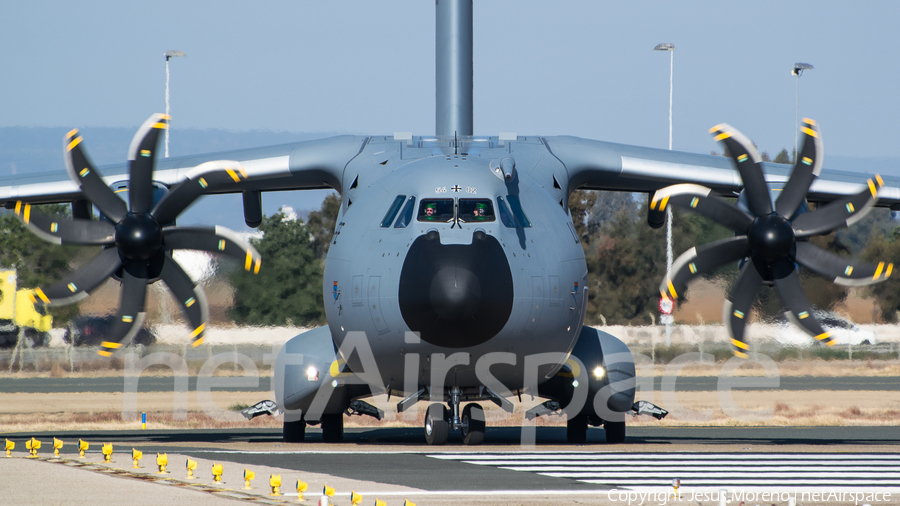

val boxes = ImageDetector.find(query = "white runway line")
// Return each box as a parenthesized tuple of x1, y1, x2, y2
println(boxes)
(430, 452, 900, 490)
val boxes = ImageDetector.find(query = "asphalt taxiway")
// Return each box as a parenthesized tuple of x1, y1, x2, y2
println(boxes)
(3, 375, 899, 393)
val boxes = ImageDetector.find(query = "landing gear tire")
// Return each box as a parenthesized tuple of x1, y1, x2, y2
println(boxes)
(321, 414, 344, 443)
(424, 403, 449, 445)
(605, 421, 626, 444)
(566, 414, 588, 445)
(283, 419, 306, 443)
(461, 403, 485, 446)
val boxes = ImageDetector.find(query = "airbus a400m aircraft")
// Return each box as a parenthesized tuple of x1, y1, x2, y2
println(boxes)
(1, 1, 898, 445)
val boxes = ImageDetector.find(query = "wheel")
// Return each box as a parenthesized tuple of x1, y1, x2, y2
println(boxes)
(283, 419, 306, 443)
(424, 403, 449, 445)
(566, 414, 588, 444)
(605, 421, 626, 444)
(461, 403, 486, 445)
(321, 414, 344, 442)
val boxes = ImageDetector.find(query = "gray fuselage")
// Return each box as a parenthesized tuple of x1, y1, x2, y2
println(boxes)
(323, 135, 588, 393)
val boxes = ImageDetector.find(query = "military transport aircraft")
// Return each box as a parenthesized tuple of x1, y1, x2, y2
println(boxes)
(0, 1, 897, 445)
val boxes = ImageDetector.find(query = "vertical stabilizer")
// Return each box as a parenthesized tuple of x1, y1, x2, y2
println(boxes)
(435, 0, 473, 137)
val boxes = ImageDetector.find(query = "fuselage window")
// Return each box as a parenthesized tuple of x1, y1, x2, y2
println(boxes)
(381, 195, 407, 228)
(505, 195, 532, 228)
(458, 198, 495, 223)
(394, 196, 417, 228)
(417, 198, 455, 222)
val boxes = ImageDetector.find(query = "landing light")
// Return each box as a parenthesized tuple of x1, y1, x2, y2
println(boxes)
(593, 366, 606, 379)
(572, 380, 579, 388)
(307, 366, 319, 382)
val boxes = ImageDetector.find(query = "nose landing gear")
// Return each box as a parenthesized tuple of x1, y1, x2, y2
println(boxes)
(422, 387, 487, 446)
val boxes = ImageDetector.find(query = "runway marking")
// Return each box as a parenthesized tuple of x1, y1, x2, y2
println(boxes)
(430, 453, 900, 489)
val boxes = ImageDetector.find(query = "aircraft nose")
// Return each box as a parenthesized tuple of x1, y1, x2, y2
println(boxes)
(430, 266, 480, 321)
(399, 231, 513, 348)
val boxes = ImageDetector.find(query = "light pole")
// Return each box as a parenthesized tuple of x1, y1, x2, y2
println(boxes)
(654, 43, 675, 150)
(654, 42, 675, 345)
(164, 50, 186, 158)
(792, 62, 813, 162)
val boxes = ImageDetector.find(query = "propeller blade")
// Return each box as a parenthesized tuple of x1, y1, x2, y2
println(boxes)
(774, 118, 823, 219)
(649, 184, 754, 233)
(13, 202, 115, 245)
(162, 226, 261, 274)
(159, 256, 209, 347)
(29, 248, 122, 305)
(771, 258, 836, 346)
(127, 114, 169, 214)
(791, 174, 885, 237)
(793, 241, 893, 286)
(723, 259, 763, 358)
(661, 236, 750, 301)
(709, 124, 772, 217)
(151, 160, 247, 224)
(63, 129, 127, 223)
(98, 262, 148, 357)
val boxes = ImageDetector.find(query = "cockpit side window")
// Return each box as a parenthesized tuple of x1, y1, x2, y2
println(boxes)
(496, 197, 517, 227)
(380, 195, 406, 228)
(497, 196, 531, 228)
(458, 198, 495, 223)
(393, 196, 417, 228)
(417, 198, 455, 222)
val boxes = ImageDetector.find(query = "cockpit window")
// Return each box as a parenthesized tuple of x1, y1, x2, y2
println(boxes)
(505, 195, 532, 228)
(394, 196, 417, 228)
(458, 199, 495, 223)
(496, 197, 517, 227)
(381, 195, 407, 227)
(497, 196, 531, 228)
(417, 198, 455, 222)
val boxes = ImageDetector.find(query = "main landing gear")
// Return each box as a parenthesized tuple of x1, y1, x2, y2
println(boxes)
(282, 414, 344, 443)
(565, 414, 626, 444)
(423, 387, 486, 445)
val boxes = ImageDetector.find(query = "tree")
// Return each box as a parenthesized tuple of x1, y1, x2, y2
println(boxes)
(568, 190, 597, 245)
(773, 148, 791, 164)
(861, 227, 900, 322)
(306, 193, 341, 258)
(228, 209, 326, 326)
(581, 197, 730, 325)
(0, 204, 84, 323)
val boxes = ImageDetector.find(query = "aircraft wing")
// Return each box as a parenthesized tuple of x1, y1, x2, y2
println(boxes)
(544, 135, 900, 209)
(0, 135, 368, 207)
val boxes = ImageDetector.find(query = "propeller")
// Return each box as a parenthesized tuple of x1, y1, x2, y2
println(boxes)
(14, 113, 261, 356)
(649, 118, 892, 357)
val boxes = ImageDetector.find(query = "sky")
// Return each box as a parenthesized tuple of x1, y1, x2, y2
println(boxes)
(3, 1, 900, 225)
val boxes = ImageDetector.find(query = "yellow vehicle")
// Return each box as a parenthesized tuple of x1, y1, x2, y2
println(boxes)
(0, 269, 52, 347)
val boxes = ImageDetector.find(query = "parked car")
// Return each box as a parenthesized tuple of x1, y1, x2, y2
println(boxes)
(773, 310, 876, 347)
(63, 315, 157, 347)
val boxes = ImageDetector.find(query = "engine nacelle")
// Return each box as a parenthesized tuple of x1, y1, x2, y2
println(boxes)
(539, 326, 636, 419)
(274, 326, 362, 423)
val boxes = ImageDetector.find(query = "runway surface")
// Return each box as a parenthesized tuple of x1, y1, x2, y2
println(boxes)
(6, 426, 900, 447)
(2, 375, 899, 393)
(4, 426, 900, 491)
(5, 426, 900, 505)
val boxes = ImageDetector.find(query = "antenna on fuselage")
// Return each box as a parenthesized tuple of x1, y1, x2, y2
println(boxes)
(435, 0, 473, 137)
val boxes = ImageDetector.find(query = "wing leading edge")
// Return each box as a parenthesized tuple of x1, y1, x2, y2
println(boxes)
(0, 135, 369, 207)
(543, 135, 900, 209)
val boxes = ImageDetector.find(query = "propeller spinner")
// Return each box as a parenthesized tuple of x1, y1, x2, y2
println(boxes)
(650, 119, 893, 357)
(14, 114, 261, 356)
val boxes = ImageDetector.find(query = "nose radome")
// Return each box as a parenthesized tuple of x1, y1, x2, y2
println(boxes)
(399, 232, 513, 348)
(430, 266, 481, 321)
